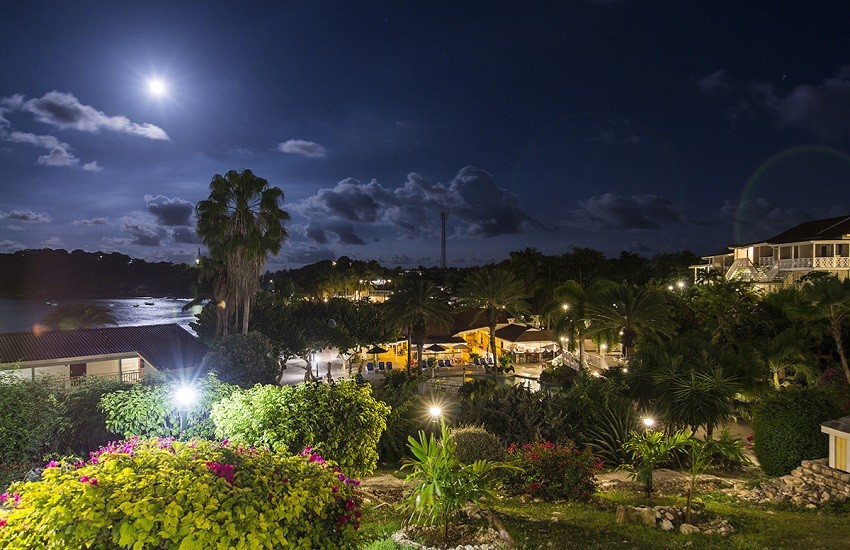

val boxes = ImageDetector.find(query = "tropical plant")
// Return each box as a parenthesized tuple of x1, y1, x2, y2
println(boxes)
(41, 303, 118, 330)
(0, 373, 65, 466)
(502, 440, 603, 501)
(373, 371, 427, 464)
(0, 438, 362, 549)
(457, 268, 530, 373)
(622, 428, 691, 499)
(202, 331, 280, 387)
(384, 277, 453, 374)
(587, 284, 675, 363)
(792, 275, 850, 386)
(682, 432, 751, 523)
(585, 403, 639, 466)
(401, 420, 509, 542)
(211, 380, 390, 476)
(57, 377, 127, 455)
(196, 169, 290, 335)
(755, 328, 819, 389)
(546, 279, 614, 368)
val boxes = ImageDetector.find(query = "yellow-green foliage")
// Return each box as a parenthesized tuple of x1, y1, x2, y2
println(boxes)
(211, 381, 390, 477)
(0, 437, 362, 549)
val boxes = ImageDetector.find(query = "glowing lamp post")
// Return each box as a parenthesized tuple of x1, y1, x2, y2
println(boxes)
(642, 417, 656, 430)
(429, 405, 442, 421)
(173, 384, 199, 433)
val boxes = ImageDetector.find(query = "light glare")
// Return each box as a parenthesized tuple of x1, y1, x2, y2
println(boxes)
(148, 78, 167, 96)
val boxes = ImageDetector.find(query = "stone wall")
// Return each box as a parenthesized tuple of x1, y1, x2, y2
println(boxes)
(732, 458, 850, 508)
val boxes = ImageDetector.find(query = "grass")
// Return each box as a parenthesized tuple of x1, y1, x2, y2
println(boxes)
(357, 469, 850, 550)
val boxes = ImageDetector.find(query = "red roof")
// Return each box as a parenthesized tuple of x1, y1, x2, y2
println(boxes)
(0, 323, 208, 371)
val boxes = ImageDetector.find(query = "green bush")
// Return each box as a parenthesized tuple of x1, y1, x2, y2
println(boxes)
(450, 425, 505, 464)
(211, 380, 390, 477)
(502, 440, 602, 501)
(373, 371, 426, 464)
(0, 437, 362, 549)
(58, 378, 128, 455)
(752, 386, 843, 476)
(0, 374, 64, 465)
(99, 373, 235, 439)
(203, 331, 280, 387)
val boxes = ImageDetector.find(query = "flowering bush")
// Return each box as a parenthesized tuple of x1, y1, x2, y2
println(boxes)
(0, 437, 362, 549)
(502, 440, 602, 501)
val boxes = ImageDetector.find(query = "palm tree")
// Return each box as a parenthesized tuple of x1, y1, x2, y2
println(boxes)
(793, 275, 850, 386)
(43, 303, 118, 330)
(384, 278, 453, 374)
(756, 329, 819, 389)
(587, 284, 675, 364)
(457, 268, 530, 372)
(546, 279, 614, 368)
(196, 169, 290, 336)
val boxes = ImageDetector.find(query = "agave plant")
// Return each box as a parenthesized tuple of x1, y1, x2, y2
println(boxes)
(586, 404, 638, 467)
(400, 420, 515, 542)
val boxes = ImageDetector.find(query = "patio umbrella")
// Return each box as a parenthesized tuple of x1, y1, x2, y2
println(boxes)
(366, 345, 388, 366)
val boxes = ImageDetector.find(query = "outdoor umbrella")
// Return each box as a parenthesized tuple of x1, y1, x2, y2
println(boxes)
(366, 345, 388, 366)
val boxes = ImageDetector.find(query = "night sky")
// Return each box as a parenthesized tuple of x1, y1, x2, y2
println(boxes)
(2, 1, 849, 269)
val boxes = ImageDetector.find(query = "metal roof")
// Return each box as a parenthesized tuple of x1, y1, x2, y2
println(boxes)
(494, 324, 554, 343)
(0, 323, 208, 371)
(738, 215, 850, 247)
(822, 415, 850, 435)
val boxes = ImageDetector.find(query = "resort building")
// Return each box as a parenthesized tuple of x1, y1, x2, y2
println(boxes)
(0, 323, 209, 387)
(695, 215, 850, 290)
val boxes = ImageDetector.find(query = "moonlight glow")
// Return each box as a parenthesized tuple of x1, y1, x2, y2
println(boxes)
(147, 78, 167, 96)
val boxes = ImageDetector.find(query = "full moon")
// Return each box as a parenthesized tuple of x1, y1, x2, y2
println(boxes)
(147, 78, 166, 96)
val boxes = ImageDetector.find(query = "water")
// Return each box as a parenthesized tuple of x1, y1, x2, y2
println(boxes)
(0, 298, 203, 334)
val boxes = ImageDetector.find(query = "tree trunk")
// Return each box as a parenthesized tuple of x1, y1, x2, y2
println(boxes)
(406, 329, 412, 375)
(488, 324, 497, 374)
(832, 323, 850, 386)
(578, 331, 586, 368)
(242, 296, 251, 334)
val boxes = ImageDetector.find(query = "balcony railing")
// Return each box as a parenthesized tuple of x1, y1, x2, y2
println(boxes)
(758, 257, 849, 270)
(64, 371, 140, 388)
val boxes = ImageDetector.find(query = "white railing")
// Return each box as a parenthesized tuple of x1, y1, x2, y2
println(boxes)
(65, 371, 140, 388)
(726, 258, 758, 280)
(777, 258, 813, 269)
(813, 257, 850, 269)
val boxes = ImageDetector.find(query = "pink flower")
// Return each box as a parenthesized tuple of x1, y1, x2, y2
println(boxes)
(45, 460, 59, 468)
(0, 518, 6, 528)
(80, 476, 89, 483)
(332, 486, 339, 493)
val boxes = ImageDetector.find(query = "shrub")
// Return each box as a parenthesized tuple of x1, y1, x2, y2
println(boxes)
(58, 377, 128, 455)
(585, 403, 638, 467)
(202, 331, 281, 387)
(373, 371, 427, 464)
(0, 438, 362, 549)
(99, 373, 235, 439)
(211, 380, 390, 476)
(752, 386, 843, 476)
(502, 440, 602, 501)
(450, 425, 505, 464)
(0, 374, 64, 465)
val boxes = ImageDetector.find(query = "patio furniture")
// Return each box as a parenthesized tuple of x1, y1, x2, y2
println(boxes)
(378, 362, 386, 371)
(386, 362, 393, 370)
(366, 362, 375, 373)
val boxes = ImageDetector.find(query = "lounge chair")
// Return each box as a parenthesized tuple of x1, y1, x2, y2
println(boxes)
(473, 358, 480, 366)
(378, 362, 386, 371)
(438, 359, 445, 368)
(386, 362, 393, 371)
(366, 362, 374, 373)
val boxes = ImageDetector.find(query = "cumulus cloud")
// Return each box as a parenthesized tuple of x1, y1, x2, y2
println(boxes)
(41, 237, 63, 249)
(2, 130, 97, 170)
(5, 91, 169, 140)
(172, 227, 202, 244)
(699, 66, 850, 140)
(295, 166, 544, 245)
(720, 198, 811, 242)
(6, 224, 22, 231)
(0, 239, 24, 252)
(72, 217, 109, 226)
(0, 209, 52, 223)
(278, 139, 327, 158)
(571, 193, 684, 230)
(118, 217, 168, 246)
(144, 195, 194, 226)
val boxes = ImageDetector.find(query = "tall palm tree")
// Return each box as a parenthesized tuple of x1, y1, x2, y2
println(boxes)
(384, 278, 453, 374)
(756, 329, 819, 389)
(457, 268, 530, 372)
(793, 275, 850, 386)
(43, 303, 118, 330)
(587, 284, 675, 364)
(196, 169, 290, 336)
(546, 279, 615, 368)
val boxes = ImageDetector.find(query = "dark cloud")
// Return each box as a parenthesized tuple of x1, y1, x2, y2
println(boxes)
(172, 227, 202, 244)
(720, 199, 811, 243)
(295, 166, 544, 245)
(2, 130, 100, 170)
(278, 139, 327, 158)
(119, 217, 167, 246)
(72, 217, 109, 226)
(0, 239, 24, 252)
(697, 70, 733, 95)
(280, 243, 337, 265)
(5, 91, 169, 140)
(585, 121, 642, 145)
(572, 193, 684, 230)
(144, 195, 194, 226)
(0, 209, 52, 223)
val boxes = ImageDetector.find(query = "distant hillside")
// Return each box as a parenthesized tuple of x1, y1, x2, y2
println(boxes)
(0, 249, 200, 299)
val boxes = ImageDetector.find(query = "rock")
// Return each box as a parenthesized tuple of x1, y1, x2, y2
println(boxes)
(616, 505, 656, 527)
(680, 523, 700, 535)
(660, 519, 674, 531)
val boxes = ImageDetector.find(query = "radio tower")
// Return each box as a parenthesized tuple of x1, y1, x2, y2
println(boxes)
(440, 210, 448, 269)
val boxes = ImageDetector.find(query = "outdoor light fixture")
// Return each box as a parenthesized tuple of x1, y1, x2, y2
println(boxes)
(677, 281, 685, 289)
(643, 417, 655, 428)
(429, 405, 442, 419)
(562, 303, 569, 311)
(174, 384, 199, 408)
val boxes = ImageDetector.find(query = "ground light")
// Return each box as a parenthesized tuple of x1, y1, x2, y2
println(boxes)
(429, 405, 443, 420)
(642, 417, 655, 429)
(173, 384, 199, 432)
